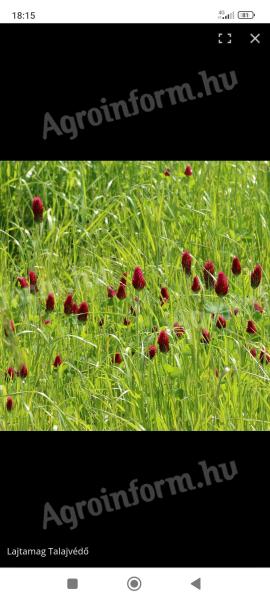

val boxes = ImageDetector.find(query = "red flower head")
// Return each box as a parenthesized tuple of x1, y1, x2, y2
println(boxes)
(72, 303, 79, 314)
(201, 328, 211, 344)
(233, 307, 239, 316)
(17, 276, 29, 289)
(6, 396, 14, 412)
(4, 319, 15, 337)
(251, 264, 262, 288)
(184, 165, 193, 176)
(163, 168, 171, 176)
(32, 196, 44, 222)
(157, 329, 170, 353)
(160, 287, 170, 304)
(246, 319, 257, 334)
(203, 260, 215, 288)
(259, 348, 270, 364)
(29, 271, 37, 285)
(191, 275, 201, 293)
(53, 354, 63, 368)
(216, 315, 227, 329)
(113, 352, 123, 364)
(64, 294, 73, 315)
(215, 272, 229, 297)
(107, 286, 116, 298)
(231, 256, 241, 276)
(19, 363, 28, 378)
(116, 282, 127, 300)
(29, 271, 38, 293)
(6, 367, 16, 380)
(132, 267, 146, 290)
(250, 347, 257, 358)
(123, 317, 131, 326)
(182, 251, 192, 275)
(254, 302, 264, 314)
(78, 301, 89, 322)
(44, 319, 51, 325)
(46, 292, 55, 312)
(148, 345, 157, 359)
(173, 322, 186, 338)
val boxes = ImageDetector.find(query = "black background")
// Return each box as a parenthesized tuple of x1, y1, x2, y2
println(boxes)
(0, 23, 269, 568)
(0, 24, 268, 159)
(0, 432, 268, 567)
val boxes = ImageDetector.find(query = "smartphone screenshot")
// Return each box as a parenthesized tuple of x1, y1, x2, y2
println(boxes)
(0, 1, 269, 598)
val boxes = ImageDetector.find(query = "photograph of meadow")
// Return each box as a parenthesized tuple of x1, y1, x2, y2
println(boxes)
(0, 160, 270, 431)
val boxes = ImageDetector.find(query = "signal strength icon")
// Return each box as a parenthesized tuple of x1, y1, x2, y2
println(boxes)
(218, 10, 235, 19)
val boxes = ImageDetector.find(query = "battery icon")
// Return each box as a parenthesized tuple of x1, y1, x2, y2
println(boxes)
(238, 11, 255, 18)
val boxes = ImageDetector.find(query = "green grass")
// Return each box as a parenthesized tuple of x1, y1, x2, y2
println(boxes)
(1, 160, 270, 430)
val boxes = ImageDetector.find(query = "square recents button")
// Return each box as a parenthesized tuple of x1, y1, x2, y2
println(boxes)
(67, 579, 78, 590)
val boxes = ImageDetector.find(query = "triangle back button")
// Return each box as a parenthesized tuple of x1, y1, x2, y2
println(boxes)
(191, 578, 201, 590)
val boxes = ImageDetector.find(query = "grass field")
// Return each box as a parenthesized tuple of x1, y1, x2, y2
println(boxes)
(1, 160, 270, 431)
